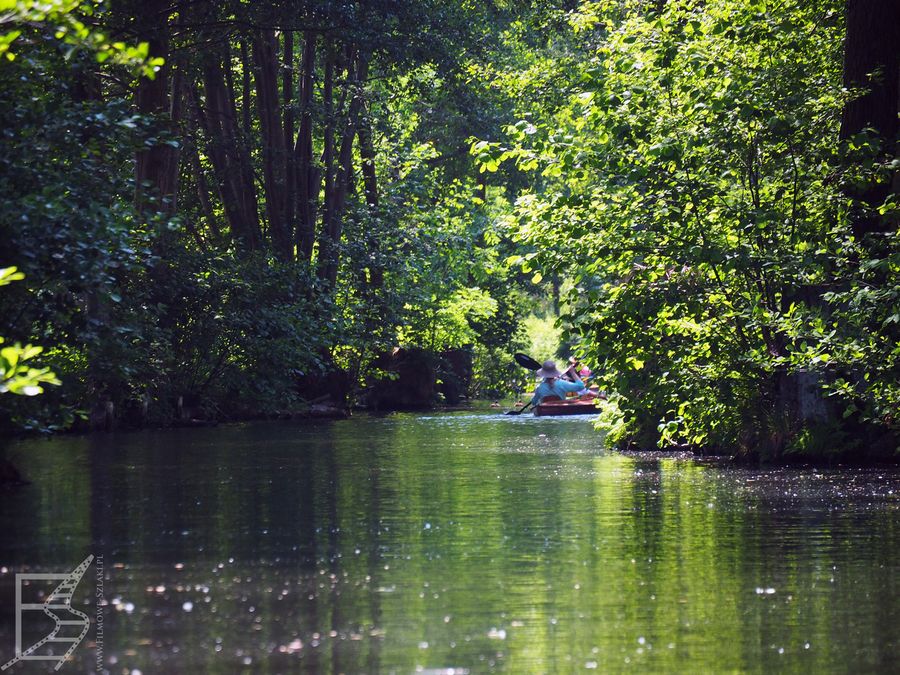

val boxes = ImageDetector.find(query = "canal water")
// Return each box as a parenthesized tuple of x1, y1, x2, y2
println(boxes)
(1, 411, 898, 673)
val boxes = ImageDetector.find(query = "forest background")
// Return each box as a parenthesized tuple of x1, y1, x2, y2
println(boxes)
(1, 0, 897, 462)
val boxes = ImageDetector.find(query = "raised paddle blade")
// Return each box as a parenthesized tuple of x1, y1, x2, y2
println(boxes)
(514, 353, 542, 370)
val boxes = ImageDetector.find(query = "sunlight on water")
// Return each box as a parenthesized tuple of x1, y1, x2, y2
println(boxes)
(1, 411, 898, 672)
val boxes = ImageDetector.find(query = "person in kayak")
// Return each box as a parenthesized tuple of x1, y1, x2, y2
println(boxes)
(563, 356, 603, 399)
(563, 356, 592, 385)
(529, 359, 587, 407)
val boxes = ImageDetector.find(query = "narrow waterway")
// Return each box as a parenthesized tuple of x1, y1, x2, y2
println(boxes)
(1, 411, 898, 673)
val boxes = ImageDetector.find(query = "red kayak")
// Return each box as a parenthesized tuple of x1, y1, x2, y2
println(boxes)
(534, 398, 598, 416)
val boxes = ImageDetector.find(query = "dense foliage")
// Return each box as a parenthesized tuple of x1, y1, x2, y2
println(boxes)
(484, 0, 898, 458)
(1, 0, 897, 460)
(0, 0, 534, 432)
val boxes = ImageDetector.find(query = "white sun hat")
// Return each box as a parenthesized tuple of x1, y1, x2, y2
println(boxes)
(535, 359, 563, 379)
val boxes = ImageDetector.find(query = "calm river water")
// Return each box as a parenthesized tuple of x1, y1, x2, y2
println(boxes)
(1, 411, 898, 673)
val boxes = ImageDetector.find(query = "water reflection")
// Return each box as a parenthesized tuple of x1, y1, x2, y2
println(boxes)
(1, 412, 898, 672)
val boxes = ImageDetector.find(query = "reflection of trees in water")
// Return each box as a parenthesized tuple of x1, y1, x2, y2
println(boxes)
(4, 419, 899, 672)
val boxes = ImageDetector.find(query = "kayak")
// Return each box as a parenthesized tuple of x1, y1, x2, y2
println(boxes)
(534, 398, 599, 416)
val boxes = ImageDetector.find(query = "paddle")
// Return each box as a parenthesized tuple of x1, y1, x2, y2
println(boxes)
(513, 352, 542, 370)
(505, 401, 533, 416)
(505, 353, 542, 415)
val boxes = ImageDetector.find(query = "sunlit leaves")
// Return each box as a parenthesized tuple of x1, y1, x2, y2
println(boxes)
(478, 0, 890, 454)
(398, 286, 499, 353)
(0, 0, 162, 76)
(0, 341, 61, 395)
(0, 269, 60, 396)
(0, 266, 25, 286)
(567, 2, 600, 35)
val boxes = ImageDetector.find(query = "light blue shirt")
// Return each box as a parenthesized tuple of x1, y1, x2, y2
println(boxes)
(529, 377, 585, 407)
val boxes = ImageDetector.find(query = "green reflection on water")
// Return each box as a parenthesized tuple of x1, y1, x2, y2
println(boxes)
(1, 412, 898, 673)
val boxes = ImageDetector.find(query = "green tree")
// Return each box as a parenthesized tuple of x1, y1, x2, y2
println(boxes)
(0, 268, 59, 396)
(2, 0, 546, 429)
(483, 0, 898, 458)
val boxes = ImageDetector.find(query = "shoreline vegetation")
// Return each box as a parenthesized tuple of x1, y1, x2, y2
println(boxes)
(1, 1, 898, 467)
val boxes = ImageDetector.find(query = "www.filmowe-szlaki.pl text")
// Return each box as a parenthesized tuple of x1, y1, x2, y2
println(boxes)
(95, 554, 104, 671)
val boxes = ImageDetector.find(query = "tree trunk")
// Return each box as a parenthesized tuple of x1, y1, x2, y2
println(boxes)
(283, 29, 296, 255)
(316, 46, 337, 280)
(358, 102, 378, 210)
(134, 0, 180, 214)
(839, 0, 900, 238)
(295, 31, 317, 262)
(199, 54, 261, 250)
(184, 123, 221, 244)
(319, 53, 367, 287)
(71, 55, 101, 103)
(357, 100, 383, 288)
(240, 40, 253, 137)
(253, 29, 292, 261)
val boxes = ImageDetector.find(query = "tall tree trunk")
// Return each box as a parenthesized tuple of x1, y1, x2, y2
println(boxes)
(839, 0, 900, 238)
(71, 55, 101, 103)
(199, 54, 261, 250)
(184, 120, 221, 244)
(357, 99, 383, 288)
(240, 40, 253, 137)
(134, 0, 180, 214)
(283, 29, 296, 255)
(319, 52, 368, 287)
(231, 42, 261, 248)
(295, 32, 317, 262)
(317, 46, 337, 280)
(253, 29, 292, 261)
(358, 103, 378, 210)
